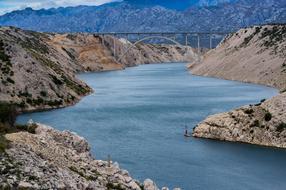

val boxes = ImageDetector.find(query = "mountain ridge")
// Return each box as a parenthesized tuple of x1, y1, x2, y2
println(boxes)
(0, 0, 284, 33)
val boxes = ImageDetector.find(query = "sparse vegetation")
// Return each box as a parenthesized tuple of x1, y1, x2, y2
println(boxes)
(49, 74, 63, 85)
(0, 101, 38, 134)
(20, 36, 49, 55)
(250, 120, 260, 128)
(62, 47, 76, 60)
(0, 39, 15, 86)
(62, 75, 90, 95)
(0, 134, 10, 153)
(240, 26, 261, 47)
(0, 102, 17, 153)
(40, 91, 48, 97)
(264, 112, 272, 121)
(16, 123, 38, 134)
(69, 166, 97, 181)
(106, 182, 125, 190)
(0, 102, 17, 128)
(259, 25, 286, 56)
(6, 77, 15, 84)
(276, 123, 286, 132)
(0, 40, 11, 63)
(244, 108, 254, 115)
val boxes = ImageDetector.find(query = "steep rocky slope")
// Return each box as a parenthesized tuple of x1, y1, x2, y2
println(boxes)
(0, 122, 164, 189)
(191, 24, 286, 148)
(190, 24, 286, 91)
(0, 27, 196, 112)
(0, 27, 92, 112)
(49, 34, 197, 71)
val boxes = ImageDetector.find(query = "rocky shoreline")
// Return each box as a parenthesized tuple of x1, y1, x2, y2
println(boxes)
(1, 122, 178, 190)
(0, 26, 193, 189)
(191, 24, 286, 148)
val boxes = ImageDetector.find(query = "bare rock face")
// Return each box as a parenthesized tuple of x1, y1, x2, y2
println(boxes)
(0, 27, 197, 112)
(1, 123, 144, 190)
(49, 34, 198, 71)
(0, 27, 92, 112)
(193, 93, 286, 148)
(190, 24, 286, 92)
(190, 24, 286, 148)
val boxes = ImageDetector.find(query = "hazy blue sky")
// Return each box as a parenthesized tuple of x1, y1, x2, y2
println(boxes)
(0, 0, 120, 15)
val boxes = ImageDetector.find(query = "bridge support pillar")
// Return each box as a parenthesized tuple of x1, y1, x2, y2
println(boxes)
(185, 34, 188, 46)
(101, 35, 105, 46)
(210, 34, 212, 49)
(197, 34, 201, 62)
(113, 35, 116, 58)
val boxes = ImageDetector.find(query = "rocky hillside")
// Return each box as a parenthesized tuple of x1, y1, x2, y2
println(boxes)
(0, 122, 165, 189)
(193, 93, 286, 148)
(0, 0, 284, 33)
(190, 24, 286, 91)
(49, 34, 197, 71)
(191, 24, 286, 148)
(0, 27, 196, 112)
(0, 27, 92, 112)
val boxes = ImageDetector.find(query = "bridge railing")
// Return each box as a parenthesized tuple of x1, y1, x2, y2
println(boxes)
(97, 32, 232, 62)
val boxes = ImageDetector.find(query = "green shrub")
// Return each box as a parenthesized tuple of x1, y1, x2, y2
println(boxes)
(0, 102, 17, 127)
(40, 91, 47, 97)
(244, 108, 254, 115)
(0, 122, 11, 134)
(250, 120, 260, 128)
(0, 134, 9, 153)
(276, 123, 286, 132)
(18, 91, 32, 98)
(6, 77, 14, 84)
(0, 40, 11, 64)
(49, 74, 63, 85)
(16, 124, 38, 134)
(264, 112, 272, 121)
(106, 183, 125, 190)
(27, 123, 37, 134)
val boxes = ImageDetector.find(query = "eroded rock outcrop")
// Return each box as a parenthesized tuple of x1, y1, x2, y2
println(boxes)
(193, 93, 286, 148)
(1, 123, 144, 189)
(191, 24, 286, 148)
(0, 27, 197, 112)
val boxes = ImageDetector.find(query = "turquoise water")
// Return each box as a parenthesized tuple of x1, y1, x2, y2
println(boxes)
(18, 63, 286, 190)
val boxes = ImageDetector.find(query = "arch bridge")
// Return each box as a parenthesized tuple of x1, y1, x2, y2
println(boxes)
(93, 32, 231, 62)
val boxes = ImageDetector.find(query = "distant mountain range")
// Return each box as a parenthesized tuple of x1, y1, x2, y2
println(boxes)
(124, 0, 236, 10)
(0, 0, 285, 33)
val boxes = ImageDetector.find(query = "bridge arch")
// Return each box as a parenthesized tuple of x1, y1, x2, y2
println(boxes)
(117, 35, 182, 62)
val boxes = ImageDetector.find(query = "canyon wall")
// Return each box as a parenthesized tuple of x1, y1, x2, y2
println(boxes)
(190, 24, 286, 148)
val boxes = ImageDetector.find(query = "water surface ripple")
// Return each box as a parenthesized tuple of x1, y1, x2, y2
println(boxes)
(18, 63, 286, 190)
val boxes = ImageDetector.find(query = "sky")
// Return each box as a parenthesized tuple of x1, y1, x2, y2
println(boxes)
(0, 0, 120, 15)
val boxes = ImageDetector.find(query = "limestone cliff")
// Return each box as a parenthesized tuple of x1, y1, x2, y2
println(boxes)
(191, 24, 286, 148)
(0, 27, 197, 112)
(190, 24, 286, 91)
